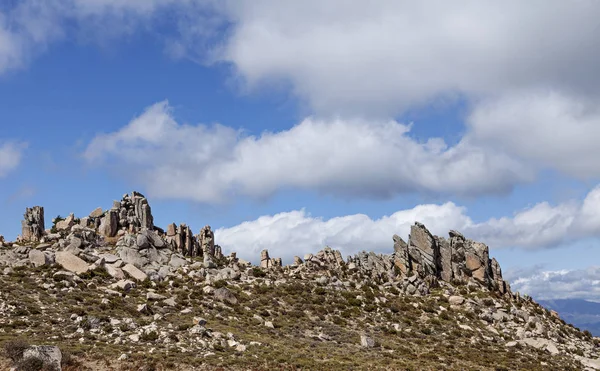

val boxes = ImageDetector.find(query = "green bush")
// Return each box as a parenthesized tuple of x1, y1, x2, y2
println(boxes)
(252, 267, 267, 278)
(3, 339, 29, 362)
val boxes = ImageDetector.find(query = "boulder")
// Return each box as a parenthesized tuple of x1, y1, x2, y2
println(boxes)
(360, 335, 375, 348)
(214, 287, 238, 305)
(147, 292, 167, 301)
(56, 213, 75, 231)
(166, 223, 177, 237)
(448, 296, 465, 305)
(99, 209, 119, 237)
(519, 338, 560, 355)
(22, 345, 62, 370)
(55, 251, 90, 274)
(122, 263, 148, 281)
(89, 207, 103, 218)
(29, 249, 52, 267)
(99, 253, 119, 264)
(169, 255, 187, 269)
(104, 264, 126, 279)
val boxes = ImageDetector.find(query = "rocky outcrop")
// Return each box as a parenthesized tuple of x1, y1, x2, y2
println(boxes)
(260, 250, 282, 269)
(20, 206, 45, 242)
(392, 235, 409, 274)
(98, 192, 155, 238)
(347, 251, 396, 281)
(352, 223, 508, 295)
(304, 247, 345, 270)
(407, 222, 439, 278)
(200, 225, 215, 266)
(115, 230, 170, 270)
(6, 193, 511, 298)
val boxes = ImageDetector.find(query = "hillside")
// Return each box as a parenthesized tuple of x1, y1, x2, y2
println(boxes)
(0, 192, 599, 370)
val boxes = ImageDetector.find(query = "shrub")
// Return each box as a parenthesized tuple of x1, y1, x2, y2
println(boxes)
(15, 356, 45, 371)
(213, 280, 228, 289)
(252, 267, 267, 278)
(4, 339, 29, 362)
(141, 331, 159, 342)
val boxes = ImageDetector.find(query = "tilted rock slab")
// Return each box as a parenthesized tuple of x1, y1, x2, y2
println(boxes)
(55, 251, 90, 275)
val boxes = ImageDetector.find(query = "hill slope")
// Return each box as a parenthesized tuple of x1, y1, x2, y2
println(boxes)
(0, 191, 598, 370)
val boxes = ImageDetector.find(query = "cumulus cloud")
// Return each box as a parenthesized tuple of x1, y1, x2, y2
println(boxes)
(0, 141, 26, 178)
(215, 203, 471, 263)
(0, 0, 184, 74)
(210, 1, 600, 116)
(213, 185, 600, 263)
(508, 267, 600, 301)
(84, 100, 530, 202)
(468, 90, 600, 178)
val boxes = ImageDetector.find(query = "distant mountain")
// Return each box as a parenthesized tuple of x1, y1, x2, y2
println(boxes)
(539, 299, 600, 336)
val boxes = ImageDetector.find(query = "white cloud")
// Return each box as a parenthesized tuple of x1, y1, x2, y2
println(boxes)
(508, 267, 600, 301)
(468, 90, 600, 179)
(214, 185, 600, 263)
(0, 0, 184, 74)
(84, 101, 530, 202)
(0, 141, 26, 178)
(211, 1, 600, 117)
(215, 203, 471, 264)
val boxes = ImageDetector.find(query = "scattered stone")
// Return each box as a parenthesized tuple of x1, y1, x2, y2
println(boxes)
(147, 292, 167, 301)
(214, 287, 238, 305)
(55, 251, 90, 274)
(122, 263, 148, 281)
(360, 335, 375, 348)
(449, 296, 465, 305)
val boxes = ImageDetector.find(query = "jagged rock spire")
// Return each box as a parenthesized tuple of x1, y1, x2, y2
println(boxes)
(389, 222, 510, 294)
(20, 206, 45, 242)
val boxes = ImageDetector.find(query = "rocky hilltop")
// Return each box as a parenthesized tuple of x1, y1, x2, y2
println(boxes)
(0, 192, 598, 370)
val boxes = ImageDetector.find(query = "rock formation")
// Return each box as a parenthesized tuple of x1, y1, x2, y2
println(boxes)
(20, 206, 45, 242)
(260, 249, 282, 269)
(200, 225, 215, 266)
(2, 191, 599, 370)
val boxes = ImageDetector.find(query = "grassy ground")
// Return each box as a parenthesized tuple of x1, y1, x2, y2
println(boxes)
(0, 264, 587, 370)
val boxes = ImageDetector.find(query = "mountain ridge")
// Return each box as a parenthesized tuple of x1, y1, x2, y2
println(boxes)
(0, 191, 598, 370)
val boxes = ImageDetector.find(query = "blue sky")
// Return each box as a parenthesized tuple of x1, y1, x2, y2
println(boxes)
(2, 1, 600, 301)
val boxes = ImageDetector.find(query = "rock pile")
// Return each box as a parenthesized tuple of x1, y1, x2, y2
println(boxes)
(98, 191, 154, 237)
(5, 192, 511, 297)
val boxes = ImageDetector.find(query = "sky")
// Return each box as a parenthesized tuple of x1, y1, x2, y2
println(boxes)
(1, 0, 600, 301)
